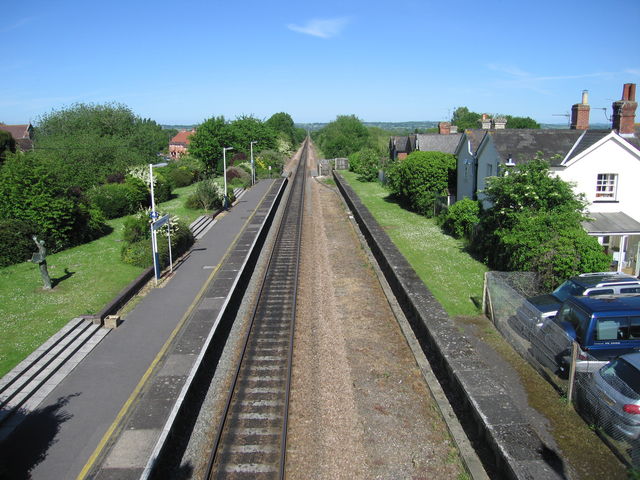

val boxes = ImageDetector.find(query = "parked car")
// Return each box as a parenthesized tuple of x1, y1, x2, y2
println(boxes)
(531, 294, 640, 376)
(577, 352, 640, 442)
(520, 272, 640, 327)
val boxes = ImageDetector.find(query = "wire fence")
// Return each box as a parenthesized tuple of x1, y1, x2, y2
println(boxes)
(485, 271, 640, 467)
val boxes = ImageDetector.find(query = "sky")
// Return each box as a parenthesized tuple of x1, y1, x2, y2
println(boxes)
(2, 0, 639, 126)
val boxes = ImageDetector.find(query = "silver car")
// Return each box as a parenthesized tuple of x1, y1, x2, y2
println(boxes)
(579, 352, 640, 441)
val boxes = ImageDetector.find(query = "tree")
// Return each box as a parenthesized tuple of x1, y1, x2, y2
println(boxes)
(188, 116, 234, 175)
(32, 103, 169, 190)
(313, 115, 371, 158)
(505, 115, 540, 129)
(348, 148, 381, 182)
(452, 107, 482, 131)
(474, 158, 609, 288)
(266, 112, 298, 146)
(386, 151, 456, 217)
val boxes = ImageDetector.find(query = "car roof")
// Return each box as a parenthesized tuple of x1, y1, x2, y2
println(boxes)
(569, 273, 640, 288)
(620, 352, 640, 370)
(568, 294, 640, 313)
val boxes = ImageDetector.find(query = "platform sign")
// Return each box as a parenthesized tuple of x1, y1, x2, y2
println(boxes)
(152, 214, 170, 230)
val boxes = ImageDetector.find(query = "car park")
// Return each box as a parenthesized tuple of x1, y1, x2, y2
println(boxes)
(530, 294, 640, 376)
(578, 352, 640, 442)
(519, 272, 640, 328)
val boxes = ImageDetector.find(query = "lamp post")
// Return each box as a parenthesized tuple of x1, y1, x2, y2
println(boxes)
(222, 147, 233, 209)
(149, 162, 168, 284)
(250, 141, 258, 186)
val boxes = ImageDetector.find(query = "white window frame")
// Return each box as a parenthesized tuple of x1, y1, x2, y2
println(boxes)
(595, 173, 618, 200)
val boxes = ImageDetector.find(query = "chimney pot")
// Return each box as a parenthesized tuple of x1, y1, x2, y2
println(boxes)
(571, 89, 590, 130)
(438, 122, 451, 135)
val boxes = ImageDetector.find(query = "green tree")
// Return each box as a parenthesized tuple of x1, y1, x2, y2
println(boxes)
(33, 103, 168, 190)
(452, 107, 482, 131)
(348, 148, 381, 182)
(505, 115, 540, 129)
(474, 158, 609, 288)
(386, 151, 456, 217)
(266, 112, 298, 146)
(188, 116, 234, 175)
(313, 115, 371, 158)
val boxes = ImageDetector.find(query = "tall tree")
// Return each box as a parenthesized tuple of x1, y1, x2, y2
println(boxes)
(452, 107, 482, 131)
(0, 130, 16, 164)
(313, 115, 371, 158)
(504, 115, 540, 129)
(266, 112, 297, 145)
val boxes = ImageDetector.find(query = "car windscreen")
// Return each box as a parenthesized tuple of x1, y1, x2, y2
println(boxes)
(552, 280, 584, 302)
(601, 358, 640, 400)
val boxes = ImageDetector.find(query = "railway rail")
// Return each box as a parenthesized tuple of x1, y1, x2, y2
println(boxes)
(205, 138, 308, 479)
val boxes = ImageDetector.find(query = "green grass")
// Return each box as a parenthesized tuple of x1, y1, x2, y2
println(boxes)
(340, 171, 487, 316)
(0, 183, 209, 377)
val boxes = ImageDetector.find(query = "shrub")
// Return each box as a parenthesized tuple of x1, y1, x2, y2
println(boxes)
(122, 211, 151, 243)
(0, 219, 37, 266)
(0, 155, 107, 252)
(185, 179, 223, 211)
(166, 167, 195, 187)
(441, 198, 480, 239)
(348, 148, 380, 182)
(120, 218, 194, 268)
(87, 177, 148, 219)
(386, 151, 456, 217)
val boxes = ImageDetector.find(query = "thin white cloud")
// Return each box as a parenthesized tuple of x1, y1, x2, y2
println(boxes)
(287, 17, 349, 39)
(624, 68, 640, 76)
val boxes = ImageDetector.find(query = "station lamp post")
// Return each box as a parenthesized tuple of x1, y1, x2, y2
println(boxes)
(250, 141, 258, 185)
(222, 147, 233, 208)
(149, 162, 168, 284)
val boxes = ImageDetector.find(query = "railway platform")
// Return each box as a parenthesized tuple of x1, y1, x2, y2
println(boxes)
(0, 177, 287, 480)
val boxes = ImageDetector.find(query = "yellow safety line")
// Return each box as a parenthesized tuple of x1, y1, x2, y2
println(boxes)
(76, 183, 276, 479)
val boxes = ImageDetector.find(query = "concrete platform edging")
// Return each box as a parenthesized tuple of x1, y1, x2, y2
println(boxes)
(140, 177, 289, 479)
(333, 172, 564, 480)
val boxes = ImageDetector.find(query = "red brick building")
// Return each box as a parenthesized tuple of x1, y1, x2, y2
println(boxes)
(169, 129, 195, 159)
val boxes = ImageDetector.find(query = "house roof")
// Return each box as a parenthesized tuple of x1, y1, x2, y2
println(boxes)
(170, 130, 193, 145)
(0, 124, 31, 139)
(583, 212, 640, 235)
(482, 129, 583, 165)
(565, 130, 611, 162)
(461, 129, 487, 154)
(390, 136, 411, 153)
(415, 133, 462, 154)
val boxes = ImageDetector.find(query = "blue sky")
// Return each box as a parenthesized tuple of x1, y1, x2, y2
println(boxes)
(2, 0, 639, 126)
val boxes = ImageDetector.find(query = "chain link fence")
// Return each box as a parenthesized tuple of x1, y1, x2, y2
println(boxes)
(485, 271, 640, 467)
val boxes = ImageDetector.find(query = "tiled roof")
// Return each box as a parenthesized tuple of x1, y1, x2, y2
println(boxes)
(415, 133, 462, 154)
(463, 129, 487, 154)
(390, 136, 411, 153)
(565, 129, 611, 162)
(0, 124, 31, 139)
(583, 212, 640, 235)
(484, 129, 583, 166)
(170, 130, 193, 145)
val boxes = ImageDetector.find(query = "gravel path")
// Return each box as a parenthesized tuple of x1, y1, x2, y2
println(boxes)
(285, 144, 466, 479)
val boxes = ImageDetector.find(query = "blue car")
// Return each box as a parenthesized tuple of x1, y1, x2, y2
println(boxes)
(531, 295, 640, 376)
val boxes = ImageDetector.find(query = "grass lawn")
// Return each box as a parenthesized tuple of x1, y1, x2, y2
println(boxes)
(0, 183, 208, 377)
(339, 171, 487, 316)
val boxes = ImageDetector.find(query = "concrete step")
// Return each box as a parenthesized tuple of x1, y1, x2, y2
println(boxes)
(0, 318, 110, 441)
(189, 215, 216, 239)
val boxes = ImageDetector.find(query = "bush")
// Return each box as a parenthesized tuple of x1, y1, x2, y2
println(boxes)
(122, 211, 151, 243)
(441, 198, 480, 239)
(166, 167, 196, 188)
(87, 177, 148, 219)
(386, 151, 456, 217)
(152, 171, 172, 203)
(120, 218, 194, 268)
(185, 179, 223, 211)
(0, 155, 107, 252)
(0, 219, 37, 266)
(226, 166, 250, 187)
(348, 148, 380, 182)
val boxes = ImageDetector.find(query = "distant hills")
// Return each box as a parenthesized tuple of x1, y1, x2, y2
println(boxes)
(163, 122, 613, 133)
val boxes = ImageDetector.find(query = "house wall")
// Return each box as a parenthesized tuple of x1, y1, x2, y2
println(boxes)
(455, 139, 476, 202)
(475, 140, 501, 208)
(554, 139, 640, 222)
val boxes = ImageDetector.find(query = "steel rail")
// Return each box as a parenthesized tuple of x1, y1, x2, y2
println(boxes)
(205, 138, 309, 479)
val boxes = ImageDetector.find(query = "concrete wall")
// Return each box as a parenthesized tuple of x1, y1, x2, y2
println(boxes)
(333, 171, 565, 480)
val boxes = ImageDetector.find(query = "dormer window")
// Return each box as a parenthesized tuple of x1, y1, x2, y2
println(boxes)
(595, 173, 618, 199)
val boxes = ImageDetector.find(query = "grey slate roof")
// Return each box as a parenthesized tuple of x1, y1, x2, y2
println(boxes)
(415, 133, 462, 154)
(462, 129, 487, 154)
(583, 212, 640, 235)
(565, 130, 611, 162)
(484, 129, 583, 165)
(390, 136, 411, 153)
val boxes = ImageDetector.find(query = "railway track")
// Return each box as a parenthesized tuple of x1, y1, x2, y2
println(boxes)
(205, 138, 308, 479)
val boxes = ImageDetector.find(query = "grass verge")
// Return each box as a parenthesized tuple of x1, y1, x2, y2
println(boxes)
(339, 171, 486, 316)
(0, 183, 208, 377)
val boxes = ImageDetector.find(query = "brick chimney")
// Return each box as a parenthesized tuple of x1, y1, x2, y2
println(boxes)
(480, 113, 492, 129)
(612, 83, 637, 136)
(570, 90, 590, 130)
(438, 122, 451, 135)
